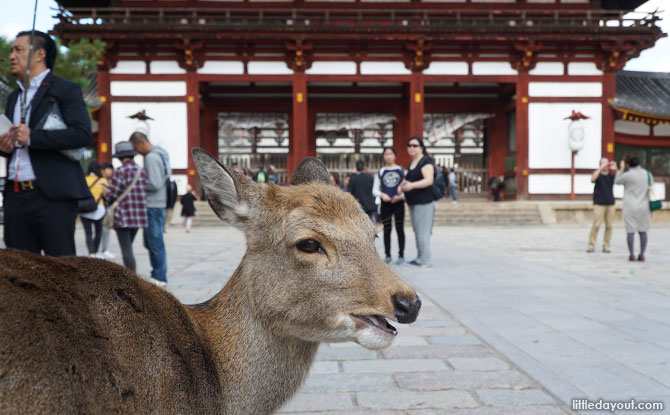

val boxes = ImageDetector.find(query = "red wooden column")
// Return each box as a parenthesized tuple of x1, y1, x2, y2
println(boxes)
(515, 73, 530, 200)
(601, 72, 616, 161)
(96, 69, 112, 163)
(200, 101, 219, 160)
(488, 103, 508, 179)
(186, 70, 201, 189)
(288, 71, 311, 175)
(400, 72, 424, 167)
(393, 109, 410, 167)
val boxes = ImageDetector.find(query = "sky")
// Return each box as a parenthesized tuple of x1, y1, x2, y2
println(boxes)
(0, 0, 668, 72)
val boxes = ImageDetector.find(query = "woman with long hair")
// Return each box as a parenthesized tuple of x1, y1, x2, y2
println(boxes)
(79, 161, 108, 256)
(373, 147, 406, 264)
(614, 155, 653, 261)
(400, 136, 435, 267)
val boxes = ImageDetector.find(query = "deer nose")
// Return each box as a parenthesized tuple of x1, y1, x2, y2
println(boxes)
(392, 294, 421, 324)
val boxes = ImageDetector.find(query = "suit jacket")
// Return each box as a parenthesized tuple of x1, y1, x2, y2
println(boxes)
(2, 71, 92, 200)
(347, 172, 376, 213)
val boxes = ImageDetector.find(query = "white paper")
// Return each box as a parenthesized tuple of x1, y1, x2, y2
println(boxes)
(0, 114, 12, 135)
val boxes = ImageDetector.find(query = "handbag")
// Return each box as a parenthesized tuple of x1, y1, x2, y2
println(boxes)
(34, 99, 85, 162)
(77, 177, 102, 213)
(648, 171, 662, 212)
(103, 166, 143, 228)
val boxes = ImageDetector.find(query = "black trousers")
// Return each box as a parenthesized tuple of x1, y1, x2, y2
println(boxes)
(115, 228, 139, 272)
(80, 217, 103, 254)
(379, 201, 405, 259)
(3, 187, 77, 256)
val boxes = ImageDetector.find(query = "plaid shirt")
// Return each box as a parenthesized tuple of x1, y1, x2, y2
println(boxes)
(107, 160, 148, 229)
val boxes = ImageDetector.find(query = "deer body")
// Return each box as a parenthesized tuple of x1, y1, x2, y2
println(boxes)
(0, 151, 420, 414)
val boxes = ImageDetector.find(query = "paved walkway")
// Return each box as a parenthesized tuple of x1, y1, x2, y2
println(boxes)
(3, 221, 668, 414)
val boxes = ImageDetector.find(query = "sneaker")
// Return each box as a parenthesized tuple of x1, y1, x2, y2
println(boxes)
(586, 248, 595, 253)
(637, 254, 645, 262)
(395, 257, 405, 265)
(384, 257, 392, 264)
(629, 255, 636, 262)
(101, 251, 115, 259)
(603, 248, 611, 253)
(406, 260, 421, 267)
(149, 277, 167, 288)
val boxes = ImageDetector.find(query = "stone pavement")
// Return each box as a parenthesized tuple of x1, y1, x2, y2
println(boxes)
(3, 221, 668, 414)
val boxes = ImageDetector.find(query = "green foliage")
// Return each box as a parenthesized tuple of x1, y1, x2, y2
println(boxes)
(53, 37, 105, 90)
(0, 35, 104, 94)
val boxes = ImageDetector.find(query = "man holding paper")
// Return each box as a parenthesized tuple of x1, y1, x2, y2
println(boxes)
(0, 30, 92, 256)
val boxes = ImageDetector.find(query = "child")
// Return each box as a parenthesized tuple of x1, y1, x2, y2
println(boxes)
(180, 185, 197, 233)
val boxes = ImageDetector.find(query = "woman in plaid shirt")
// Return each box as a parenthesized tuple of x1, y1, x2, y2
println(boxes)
(106, 142, 148, 272)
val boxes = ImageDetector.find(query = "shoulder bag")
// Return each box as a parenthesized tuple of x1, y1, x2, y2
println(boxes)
(103, 166, 143, 229)
(648, 171, 662, 212)
(158, 152, 178, 209)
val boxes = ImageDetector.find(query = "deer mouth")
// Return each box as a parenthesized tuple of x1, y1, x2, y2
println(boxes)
(351, 314, 398, 336)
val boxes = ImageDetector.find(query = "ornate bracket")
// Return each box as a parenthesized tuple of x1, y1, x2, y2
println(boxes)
(404, 40, 432, 72)
(510, 41, 542, 72)
(175, 39, 205, 71)
(598, 42, 645, 72)
(285, 40, 314, 72)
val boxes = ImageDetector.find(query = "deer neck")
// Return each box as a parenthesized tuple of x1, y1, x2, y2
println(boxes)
(187, 270, 318, 415)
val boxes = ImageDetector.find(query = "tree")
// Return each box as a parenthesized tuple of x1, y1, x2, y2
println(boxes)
(0, 34, 104, 106)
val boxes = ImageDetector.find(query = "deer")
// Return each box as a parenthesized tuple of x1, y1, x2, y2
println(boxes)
(0, 149, 421, 414)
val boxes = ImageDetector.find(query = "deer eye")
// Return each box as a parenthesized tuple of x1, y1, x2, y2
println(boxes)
(297, 239, 323, 254)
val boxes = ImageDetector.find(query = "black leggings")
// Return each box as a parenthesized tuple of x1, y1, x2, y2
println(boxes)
(379, 201, 405, 259)
(115, 228, 139, 272)
(81, 217, 103, 254)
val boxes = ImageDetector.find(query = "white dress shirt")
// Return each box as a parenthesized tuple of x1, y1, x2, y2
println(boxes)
(8, 68, 51, 181)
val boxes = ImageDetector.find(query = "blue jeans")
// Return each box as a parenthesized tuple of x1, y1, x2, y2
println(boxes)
(451, 185, 458, 201)
(144, 207, 167, 282)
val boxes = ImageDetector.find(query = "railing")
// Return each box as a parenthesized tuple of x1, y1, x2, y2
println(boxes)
(58, 7, 661, 31)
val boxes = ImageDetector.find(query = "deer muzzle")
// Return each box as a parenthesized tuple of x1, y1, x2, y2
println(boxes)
(392, 294, 421, 324)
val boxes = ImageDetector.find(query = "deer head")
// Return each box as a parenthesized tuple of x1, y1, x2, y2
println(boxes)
(192, 149, 420, 350)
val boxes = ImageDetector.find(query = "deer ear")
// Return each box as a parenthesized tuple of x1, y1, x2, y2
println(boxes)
(290, 157, 332, 186)
(191, 148, 258, 227)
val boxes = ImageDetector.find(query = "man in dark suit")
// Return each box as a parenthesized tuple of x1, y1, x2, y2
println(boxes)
(347, 160, 377, 222)
(0, 31, 92, 256)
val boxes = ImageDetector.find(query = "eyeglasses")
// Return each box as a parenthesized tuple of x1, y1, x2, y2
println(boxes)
(407, 144, 421, 148)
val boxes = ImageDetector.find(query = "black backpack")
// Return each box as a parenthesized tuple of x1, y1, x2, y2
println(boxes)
(158, 153, 178, 209)
(77, 177, 102, 213)
(431, 166, 447, 201)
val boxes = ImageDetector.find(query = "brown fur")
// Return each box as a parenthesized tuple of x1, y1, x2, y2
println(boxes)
(0, 149, 420, 414)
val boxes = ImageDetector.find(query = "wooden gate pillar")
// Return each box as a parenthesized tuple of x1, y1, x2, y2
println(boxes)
(96, 69, 112, 163)
(288, 71, 311, 176)
(186, 70, 201, 189)
(515, 73, 530, 200)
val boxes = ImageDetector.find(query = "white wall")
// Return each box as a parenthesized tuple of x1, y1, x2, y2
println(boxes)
(150, 61, 186, 74)
(528, 174, 593, 194)
(198, 61, 245, 75)
(529, 62, 564, 76)
(471, 62, 517, 75)
(529, 82, 602, 97)
(360, 62, 411, 75)
(424, 62, 469, 75)
(110, 61, 146, 74)
(110, 102, 189, 170)
(306, 61, 357, 75)
(528, 102, 602, 169)
(110, 81, 187, 96)
(247, 61, 293, 75)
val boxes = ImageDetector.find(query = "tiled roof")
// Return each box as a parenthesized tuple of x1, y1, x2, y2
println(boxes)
(612, 71, 670, 118)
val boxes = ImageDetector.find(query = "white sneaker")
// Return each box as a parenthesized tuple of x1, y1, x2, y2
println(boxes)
(101, 251, 115, 259)
(149, 277, 167, 288)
